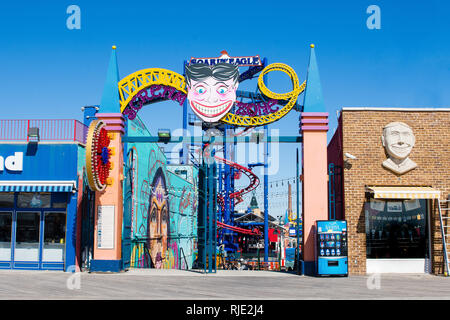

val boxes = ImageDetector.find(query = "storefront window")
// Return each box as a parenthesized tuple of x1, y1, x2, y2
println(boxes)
(17, 193, 51, 208)
(0, 212, 12, 260)
(0, 193, 14, 208)
(366, 199, 428, 259)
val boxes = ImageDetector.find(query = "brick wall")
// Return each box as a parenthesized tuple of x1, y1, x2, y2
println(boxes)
(329, 109, 450, 275)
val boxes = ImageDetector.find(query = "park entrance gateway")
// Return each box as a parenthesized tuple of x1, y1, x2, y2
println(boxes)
(85, 45, 330, 275)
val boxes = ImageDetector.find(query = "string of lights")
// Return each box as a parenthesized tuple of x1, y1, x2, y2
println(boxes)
(234, 178, 302, 219)
(235, 175, 299, 189)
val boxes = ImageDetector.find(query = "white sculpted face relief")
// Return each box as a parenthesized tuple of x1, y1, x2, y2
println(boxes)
(381, 122, 417, 174)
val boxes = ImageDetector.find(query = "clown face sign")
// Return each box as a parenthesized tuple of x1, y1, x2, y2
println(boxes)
(185, 63, 239, 123)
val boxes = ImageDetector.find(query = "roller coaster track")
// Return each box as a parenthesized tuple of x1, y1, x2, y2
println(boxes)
(220, 63, 305, 126)
(215, 158, 262, 236)
(203, 138, 262, 237)
(217, 221, 261, 236)
(118, 68, 187, 113)
(214, 155, 260, 208)
(236, 90, 302, 111)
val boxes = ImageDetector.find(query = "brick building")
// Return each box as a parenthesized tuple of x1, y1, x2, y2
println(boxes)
(327, 107, 450, 275)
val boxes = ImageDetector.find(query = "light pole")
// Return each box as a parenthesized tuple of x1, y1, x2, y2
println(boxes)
(278, 216, 282, 271)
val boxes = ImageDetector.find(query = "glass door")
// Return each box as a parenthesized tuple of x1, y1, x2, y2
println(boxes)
(0, 212, 12, 266)
(14, 211, 40, 268)
(42, 212, 66, 267)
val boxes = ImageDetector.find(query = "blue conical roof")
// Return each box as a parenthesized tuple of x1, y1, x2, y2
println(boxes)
(100, 46, 120, 113)
(303, 44, 325, 112)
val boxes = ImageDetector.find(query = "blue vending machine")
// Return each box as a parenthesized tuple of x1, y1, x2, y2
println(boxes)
(316, 220, 348, 276)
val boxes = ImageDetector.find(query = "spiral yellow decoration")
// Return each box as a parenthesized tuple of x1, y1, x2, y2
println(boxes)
(220, 63, 306, 126)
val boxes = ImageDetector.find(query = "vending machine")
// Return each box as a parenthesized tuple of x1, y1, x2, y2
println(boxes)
(316, 220, 348, 276)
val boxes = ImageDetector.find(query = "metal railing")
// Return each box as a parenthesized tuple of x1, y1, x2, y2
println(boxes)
(0, 119, 88, 144)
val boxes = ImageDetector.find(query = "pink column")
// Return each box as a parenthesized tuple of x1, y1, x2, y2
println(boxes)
(92, 113, 125, 270)
(301, 112, 329, 273)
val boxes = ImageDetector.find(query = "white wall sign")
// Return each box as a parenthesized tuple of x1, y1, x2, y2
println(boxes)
(387, 201, 403, 212)
(404, 199, 421, 211)
(97, 205, 115, 249)
(370, 199, 385, 211)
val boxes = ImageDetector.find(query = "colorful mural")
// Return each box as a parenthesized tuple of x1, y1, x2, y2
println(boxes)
(126, 116, 198, 269)
(167, 166, 198, 269)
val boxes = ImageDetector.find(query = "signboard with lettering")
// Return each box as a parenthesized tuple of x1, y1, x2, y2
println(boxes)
(97, 205, 115, 249)
(189, 51, 262, 67)
(0, 144, 77, 180)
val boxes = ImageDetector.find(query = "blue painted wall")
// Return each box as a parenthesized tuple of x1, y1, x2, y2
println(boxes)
(0, 143, 80, 271)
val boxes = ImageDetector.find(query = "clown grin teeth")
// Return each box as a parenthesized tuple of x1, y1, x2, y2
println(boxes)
(191, 100, 233, 118)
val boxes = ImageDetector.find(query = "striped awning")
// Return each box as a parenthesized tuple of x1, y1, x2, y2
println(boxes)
(366, 186, 440, 199)
(0, 181, 77, 193)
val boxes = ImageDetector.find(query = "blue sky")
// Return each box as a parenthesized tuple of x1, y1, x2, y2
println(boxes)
(0, 1, 448, 217)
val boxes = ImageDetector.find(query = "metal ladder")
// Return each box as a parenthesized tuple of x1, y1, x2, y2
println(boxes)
(438, 199, 450, 276)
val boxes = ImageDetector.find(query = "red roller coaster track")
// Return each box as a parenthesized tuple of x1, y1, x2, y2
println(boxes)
(215, 155, 260, 206)
(203, 143, 261, 236)
(217, 221, 261, 236)
(215, 156, 261, 236)
(202, 142, 260, 207)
